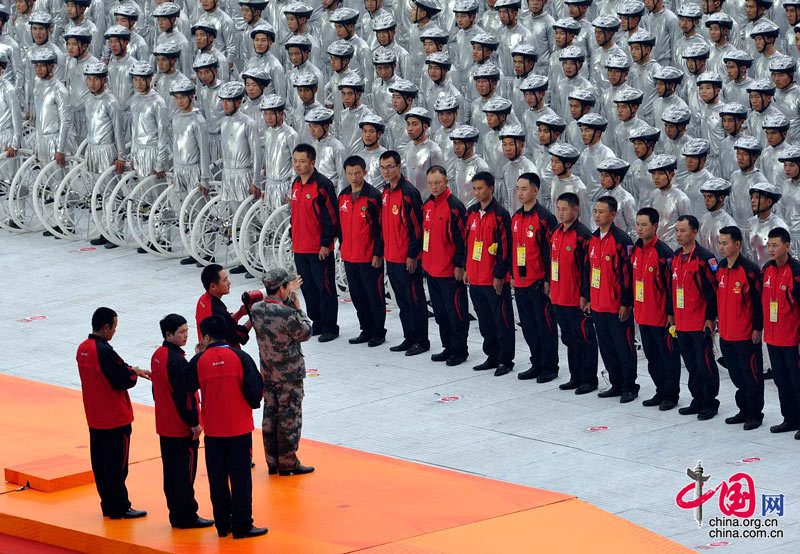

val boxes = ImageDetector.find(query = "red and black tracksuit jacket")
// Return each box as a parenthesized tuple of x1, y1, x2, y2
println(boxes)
(670, 243, 719, 332)
(290, 169, 338, 254)
(761, 257, 800, 347)
(582, 225, 634, 313)
(179, 342, 263, 438)
(382, 177, 423, 263)
(631, 236, 674, 327)
(151, 341, 198, 438)
(511, 202, 557, 287)
(464, 198, 513, 285)
(337, 183, 383, 263)
(421, 188, 466, 277)
(76, 334, 137, 430)
(717, 255, 763, 342)
(549, 221, 592, 307)
(195, 292, 249, 348)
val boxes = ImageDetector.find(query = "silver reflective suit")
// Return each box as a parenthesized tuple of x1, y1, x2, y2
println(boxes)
(419, 78, 464, 126)
(154, 70, 188, 109)
(653, 93, 689, 135)
(403, 136, 445, 197)
(676, 167, 715, 219)
(722, 77, 753, 107)
(197, 80, 224, 161)
(370, 75, 397, 123)
(84, 89, 125, 174)
(156, 31, 194, 77)
(32, 76, 72, 163)
(220, 110, 262, 202)
(708, 42, 737, 77)
(527, 11, 555, 75)
(323, 67, 359, 120)
(479, 125, 505, 180)
(746, 212, 790, 267)
(263, 122, 299, 192)
(0, 34, 25, 103)
(107, 53, 135, 113)
(697, 102, 726, 173)
(201, 7, 238, 63)
(747, 104, 782, 143)
(385, 110, 412, 155)
(551, 74, 593, 120)
(575, 140, 615, 204)
(644, 8, 681, 66)
(699, 206, 736, 259)
(129, 89, 170, 177)
(605, 184, 638, 239)
(589, 43, 627, 93)
(23, 42, 66, 113)
(718, 132, 745, 179)
(291, 100, 323, 146)
(661, 134, 691, 182)
(780, 178, 800, 247)
(431, 124, 458, 180)
(170, 107, 211, 191)
(64, 53, 99, 145)
(499, 154, 537, 212)
(452, 152, 489, 207)
(646, 185, 692, 249)
(453, 25, 483, 88)
(335, 104, 375, 157)
(312, 134, 347, 189)
(497, 23, 533, 77)
(628, 153, 656, 206)
(614, 117, 649, 165)
(0, 78, 22, 182)
(759, 141, 790, 188)
(351, 143, 387, 186)
(550, 174, 592, 224)
(521, 105, 556, 158)
(773, 84, 800, 143)
(286, 61, 325, 111)
(245, 51, 286, 98)
(729, 168, 767, 225)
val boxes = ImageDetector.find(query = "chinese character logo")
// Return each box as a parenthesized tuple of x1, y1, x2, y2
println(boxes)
(675, 461, 756, 527)
(762, 494, 784, 517)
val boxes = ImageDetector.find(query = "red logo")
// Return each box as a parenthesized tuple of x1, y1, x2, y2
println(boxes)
(676, 461, 756, 525)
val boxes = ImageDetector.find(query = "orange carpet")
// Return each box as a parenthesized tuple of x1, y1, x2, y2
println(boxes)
(0, 375, 690, 553)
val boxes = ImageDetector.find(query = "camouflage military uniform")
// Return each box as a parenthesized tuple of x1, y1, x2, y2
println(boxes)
(249, 295, 312, 472)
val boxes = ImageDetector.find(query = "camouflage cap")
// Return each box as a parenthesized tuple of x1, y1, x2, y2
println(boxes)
(262, 268, 296, 290)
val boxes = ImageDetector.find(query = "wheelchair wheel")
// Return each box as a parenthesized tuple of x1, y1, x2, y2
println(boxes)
(104, 170, 140, 247)
(53, 161, 100, 241)
(32, 159, 76, 238)
(277, 218, 296, 274)
(230, 196, 258, 262)
(258, 204, 289, 271)
(6, 151, 43, 232)
(91, 164, 128, 241)
(126, 175, 169, 254)
(189, 194, 241, 268)
(238, 198, 269, 277)
(0, 151, 23, 232)
(334, 249, 348, 294)
(147, 184, 188, 258)
(178, 187, 210, 256)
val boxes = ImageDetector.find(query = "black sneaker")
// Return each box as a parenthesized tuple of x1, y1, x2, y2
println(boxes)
(89, 236, 108, 245)
(697, 410, 717, 421)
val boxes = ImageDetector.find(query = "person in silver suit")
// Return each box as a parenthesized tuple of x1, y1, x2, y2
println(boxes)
(194, 53, 225, 163)
(324, 40, 359, 122)
(112, 4, 150, 63)
(759, 112, 792, 186)
(597, 157, 638, 239)
(673, 4, 710, 71)
(548, 142, 592, 224)
(385, 78, 419, 155)
(371, 12, 412, 81)
(643, 0, 681, 67)
(449, 124, 489, 207)
(627, 124, 661, 204)
(652, 65, 689, 136)
(260, 94, 300, 201)
(563, 87, 595, 151)
(645, 154, 692, 249)
(241, 68, 270, 136)
(104, 25, 135, 135)
(478, 96, 514, 180)
(168, 78, 211, 197)
(749, 18, 782, 81)
(64, 26, 99, 147)
(722, 48, 755, 107)
(778, 145, 800, 249)
(627, 28, 662, 126)
(549, 18, 587, 93)
(464, 32, 504, 104)
(153, 42, 188, 110)
(678, 137, 717, 219)
(498, 124, 538, 211)
(153, 3, 193, 77)
(660, 105, 693, 183)
(290, 72, 324, 146)
(305, 106, 347, 187)
(718, 102, 750, 178)
(242, 21, 283, 95)
(769, 55, 800, 144)
(29, 48, 72, 166)
(705, 12, 738, 77)
(600, 54, 634, 141)
(745, 182, 789, 266)
(698, 177, 737, 259)
(0, 51, 23, 183)
(523, 0, 554, 76)
(431, 95, 460, 179)
(128, 61, 170, 179)
(746, 77, 783, 139)
(420, 51, 464, 126)
(574, 112, 615, 209)
(694, 71, 726, 173)
(729, 135, 768, 225)
(553, 45, 594, 117)
(218, 81, 263, 206)
(0, 6, 24, 106)
(505, 44, 538, 122)
(82, 60, 125, 178)
(469, 61, 514, 138)
(407, 0, 443, 83)
(588, 14, 627, 93)
(284, 35, 325, 111)
(402, 106, 445, 196)
(613, 87, 650, 166)
(495, 0, 533, 78)
(519, 74, 556, 158)
(452, 0, 485, 86)
(530, 113, 564, 192)
(335, 74, 375, 157)
(352, 112, 388, 186)
(616, 0, 647, 59)
(330, 7, 372, 80)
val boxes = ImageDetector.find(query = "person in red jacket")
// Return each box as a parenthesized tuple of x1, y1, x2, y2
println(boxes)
(151, 314, 214, 529)
(338, 155, 386, 347)
(180, 315, 266, 539)
(550, 192, 599, 394)
(380, 150, 430, 356)
(465, 171, 515, 376)
(582, 196, 638, 403)
(290, 143, 340, 342)
(512, 172, 560, 383)
(195, 264, 250, 348)
(76, 307, 150, 519)
(671, 215, 720, 420)
(631, 207, 680, 411)
(761, 227, 800, 438)
(422, 165, 469, 366)
(716, 226, 764, 430)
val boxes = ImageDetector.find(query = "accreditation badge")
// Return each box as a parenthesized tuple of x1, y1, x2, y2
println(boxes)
(423, 229, 430, 252)
(591, 267, 601, 289)
(551, 260, 559, 282)
(635, 280, 644, 303)
(676, 286, 685, 309)
(516, 246, 526, 267)
(472, 240, 483, 261)
(770, 300, 779, 323)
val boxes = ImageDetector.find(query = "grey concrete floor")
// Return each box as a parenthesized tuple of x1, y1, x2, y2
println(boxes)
(1, 230, 797, 553)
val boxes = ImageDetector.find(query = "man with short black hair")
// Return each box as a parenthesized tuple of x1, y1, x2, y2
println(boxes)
(716, 226, 765, 430)
(465, 171, 515, 376)
(761, 227, 800, 438)
(196, 263, 250, 348)
(151, 314, 213, 529)
(76, 307, 151, 520)
(290, 143, 340, 342)
(180, 315, 266, 539)
(672, 215, 721, 420)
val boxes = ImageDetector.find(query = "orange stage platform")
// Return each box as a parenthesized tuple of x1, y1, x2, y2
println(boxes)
(0, 375, 690, 553)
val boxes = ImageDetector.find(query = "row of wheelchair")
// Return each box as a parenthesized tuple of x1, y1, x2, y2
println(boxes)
(0, 130, 312, 283)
